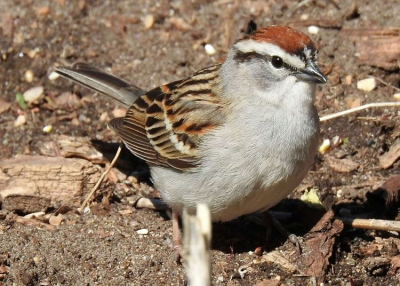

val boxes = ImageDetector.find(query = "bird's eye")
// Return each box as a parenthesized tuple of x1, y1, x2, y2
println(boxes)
(271, 56, 283, 69)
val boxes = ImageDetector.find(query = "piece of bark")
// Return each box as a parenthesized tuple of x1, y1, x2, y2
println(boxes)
(0, 155, 101, 213)
(297, 210, 344, 283)
(370, 174, 400, 210)
(379, 139, 400, 169)
(40, 135, 106, 164)
(339, 28, 400, 71)
(325, 155, 359, 173)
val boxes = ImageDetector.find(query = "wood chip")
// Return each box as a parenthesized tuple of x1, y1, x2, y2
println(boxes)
(261, 251, 297, 273)
(118, 209, 133, 215)
(379, 139, 400, 169)
(55, 92, 82, 110)
(49, 214, 64, 226)
(168, 17, 192, 31)
(325, 155, 359, 173)
(254, 279, 280, 286)
(40, 135, 105, 164)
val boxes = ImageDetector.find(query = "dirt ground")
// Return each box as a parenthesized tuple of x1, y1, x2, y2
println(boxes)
(1, 0, 400, 285)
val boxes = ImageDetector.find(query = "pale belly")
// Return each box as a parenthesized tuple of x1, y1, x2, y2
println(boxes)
(151, 101, 319, 222)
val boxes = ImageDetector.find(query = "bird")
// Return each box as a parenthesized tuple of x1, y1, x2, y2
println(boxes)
(56, 25, 326, 254)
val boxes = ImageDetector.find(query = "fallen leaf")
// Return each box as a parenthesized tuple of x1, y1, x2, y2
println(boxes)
(0, 98, 11, 114)
(379, 139, 400, 169)
(390, 255, 400, 273)
(325, 155, 359, 173)
(168, 17, 192, 31)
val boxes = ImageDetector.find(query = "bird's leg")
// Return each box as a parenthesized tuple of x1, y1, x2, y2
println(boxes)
(172, 211, 182, 261)
(262, 211, 291, 239)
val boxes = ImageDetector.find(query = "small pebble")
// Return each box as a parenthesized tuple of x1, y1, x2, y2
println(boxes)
(136, 228, 149, 235)
(24, 69, 34, 82)
(300, 14, 309, 20)
(71, 117, 80, 126)
(23, 86, 44, 103)
(319, 138, 331, 154)
(112, 107, 126, 118)
(48, 71, 60, 81)
(332, 135, 342, 147)
(14, 115, 26, 127)
(36, 5, 50, 16)
(33, 256, 42, 264)
(42, 124, 52, 133)
(143, 14, 155, 29)
(204, 44, 216, 56)
(308, 25, 319, 35)
(28, 48, 39, 58)
(357, 77, 376, 92)
(99, 111, 110, 122)
(345, 74, 353, 85)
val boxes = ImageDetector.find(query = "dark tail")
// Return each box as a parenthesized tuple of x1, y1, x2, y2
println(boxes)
(55, 62, 144, 108)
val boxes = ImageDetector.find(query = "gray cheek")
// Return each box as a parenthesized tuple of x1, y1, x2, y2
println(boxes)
(248, 61, 288, 90)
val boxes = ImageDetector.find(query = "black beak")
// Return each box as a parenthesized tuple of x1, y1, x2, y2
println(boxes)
(296, 60, 327, 84)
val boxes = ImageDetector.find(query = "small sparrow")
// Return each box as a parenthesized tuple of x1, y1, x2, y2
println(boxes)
(56, 26, 326, 253)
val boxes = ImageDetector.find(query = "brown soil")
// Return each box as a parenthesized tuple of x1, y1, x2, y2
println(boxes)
(1, 0, 400, 285)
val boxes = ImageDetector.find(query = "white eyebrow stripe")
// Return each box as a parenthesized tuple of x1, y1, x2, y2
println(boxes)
(234, 40, 305, 69)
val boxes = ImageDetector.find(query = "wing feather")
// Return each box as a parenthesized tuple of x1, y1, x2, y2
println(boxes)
(109, 64, 226, 171)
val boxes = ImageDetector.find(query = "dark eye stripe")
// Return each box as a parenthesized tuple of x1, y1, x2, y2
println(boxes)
(234, 50, 299, 72)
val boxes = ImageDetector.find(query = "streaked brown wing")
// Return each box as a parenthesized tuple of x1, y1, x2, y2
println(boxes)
(109, 64, 225, 171)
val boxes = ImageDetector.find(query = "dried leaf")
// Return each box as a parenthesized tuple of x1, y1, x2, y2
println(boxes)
(390, 255, 400, 273)
(325, 155, 359, 173)
(379, 139, 400, 169)
(0, 98, 11, 114)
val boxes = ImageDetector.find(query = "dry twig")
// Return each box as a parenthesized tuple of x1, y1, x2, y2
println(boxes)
(338, 217, 400, 232)
(320, 102, 400, 122)
(78, 145, 122, 213)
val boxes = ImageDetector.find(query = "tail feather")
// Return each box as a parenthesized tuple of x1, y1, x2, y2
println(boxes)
(55, 62, 144, 108)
